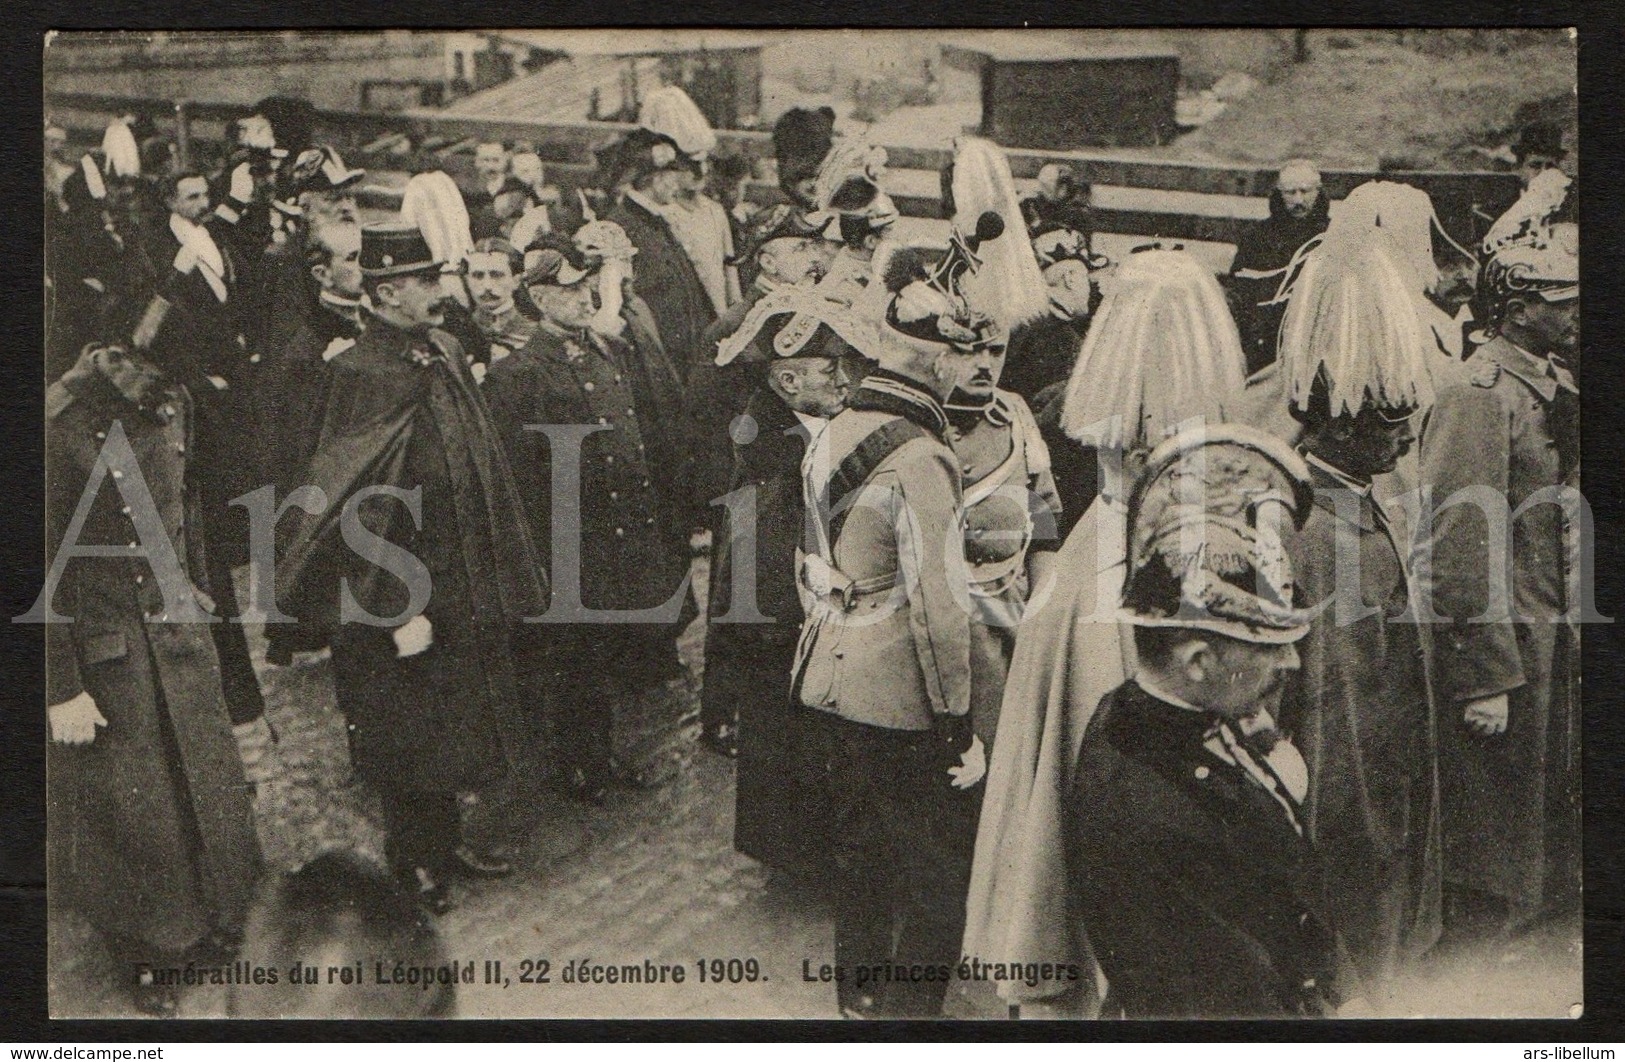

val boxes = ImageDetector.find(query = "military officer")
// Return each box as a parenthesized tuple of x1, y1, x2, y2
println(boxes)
(1273, 225, 1443, 993)
(687, 208, 841, 536)
(1066, 423, 1340, 1019)
(272, 225, 547, 912)
(794, 220, 1003, 1018)
(484, 234, 690, 804)
(1417, 184, 1580, 936)
(460, 237, 536, 371)
(255, 217, 365, 501)
(704, 287, 868, 871)
(941, 329, 1061, 752)
(42, 343, 262, 1015)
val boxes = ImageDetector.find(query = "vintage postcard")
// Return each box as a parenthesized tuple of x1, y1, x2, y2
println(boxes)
(38, 27, 1582, 1021)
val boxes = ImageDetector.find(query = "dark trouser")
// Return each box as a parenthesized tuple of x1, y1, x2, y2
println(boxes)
(802, 710, 977, 1018)
(380, 788, 462, 879)
(199, 490, 266, 728)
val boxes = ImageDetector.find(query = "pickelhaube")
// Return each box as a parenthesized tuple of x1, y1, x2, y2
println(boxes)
(1480, 167, 1578, 321)
(1121, 422, 1314, 645)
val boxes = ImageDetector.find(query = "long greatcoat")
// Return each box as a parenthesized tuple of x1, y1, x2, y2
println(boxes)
(606, 195, 716, 381)
(272, 317, 547, 794)
(45, 350, 261, 954)
(483, 323, 689, 685)
(701, 386, 824, 874)
(1417, 336, 1580, 913)
(961, 495, 1129, 1012)
(1281, 459, 1443, 988)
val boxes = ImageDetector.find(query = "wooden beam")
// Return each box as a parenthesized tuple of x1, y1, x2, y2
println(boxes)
(46, 88, 1520, 252)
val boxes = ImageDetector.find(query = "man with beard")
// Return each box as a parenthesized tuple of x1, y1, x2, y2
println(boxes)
(461, 237, 536, 370)
(1417, 191, 1580, 940)
(604, 128, 716, 383)
(1273, 227, 1444, 997)
(272, 225, 547, 912)
(1229, 159, 1331, 373)
(1066, 424, 1339, 1019)
(250, 145, 367, 360)
(703, 288, 866, 873)
(255, 218, 365, 501)
(484, 235, 688, 804)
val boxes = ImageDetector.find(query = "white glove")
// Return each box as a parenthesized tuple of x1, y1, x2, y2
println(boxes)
(229, 161, 255, 204)
(948, 735, 987, 789)
(49, 691, 108, 746)
(392, 615, 434, 658)
(1463, 693, 1510, 737)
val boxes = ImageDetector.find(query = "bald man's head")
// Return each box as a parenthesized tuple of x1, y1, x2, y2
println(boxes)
(1277, 160, 1322, 219)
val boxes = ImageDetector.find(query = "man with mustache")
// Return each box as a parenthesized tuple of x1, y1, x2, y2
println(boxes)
(1418, 185, 1581, 941)
(484, 235, 688, 805)
(273, 225, 547, 913)
(942, 330, 1060, 757)
(461, 237, 536, 369)
(704, 288, 867, 874)
(793, 236, 991, 1018)
(1065, 425, 1339, 1019)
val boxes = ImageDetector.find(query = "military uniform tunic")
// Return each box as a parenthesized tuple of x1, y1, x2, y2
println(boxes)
(45, 349, 262, 954)
(1417, 335, 1580, 913)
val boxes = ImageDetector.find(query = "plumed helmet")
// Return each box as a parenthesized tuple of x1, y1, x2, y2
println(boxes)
(638, 85, 717, 160)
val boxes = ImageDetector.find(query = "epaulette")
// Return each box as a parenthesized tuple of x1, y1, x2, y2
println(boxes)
(1469, 361, 1502, 389)
(45, 381, 76, 421)
(426, 328, 465, 363)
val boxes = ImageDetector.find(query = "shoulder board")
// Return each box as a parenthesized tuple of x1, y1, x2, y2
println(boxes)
(1470, 362, 1502, 389)
(426, 328, 465, 362)
(45, 382, 77, 421)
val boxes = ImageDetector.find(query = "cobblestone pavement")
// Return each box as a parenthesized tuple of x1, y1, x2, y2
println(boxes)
(48, 560, 1582, 1021)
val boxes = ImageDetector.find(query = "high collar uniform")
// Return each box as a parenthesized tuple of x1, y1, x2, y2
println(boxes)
(1417, 334, 1580, 915)
(1066, 679, 1340, 1019)
(46, 350, 262, 955)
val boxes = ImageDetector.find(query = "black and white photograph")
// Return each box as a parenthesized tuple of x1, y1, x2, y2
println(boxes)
(34, 26, 1587, 1022)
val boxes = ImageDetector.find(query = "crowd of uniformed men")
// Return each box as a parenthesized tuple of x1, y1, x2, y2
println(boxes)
(42, 87, 1579, 1019)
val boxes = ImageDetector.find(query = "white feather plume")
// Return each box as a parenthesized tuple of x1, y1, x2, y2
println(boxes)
(950, 136, 1050, 332)
(1061, 249, 1246, 452)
